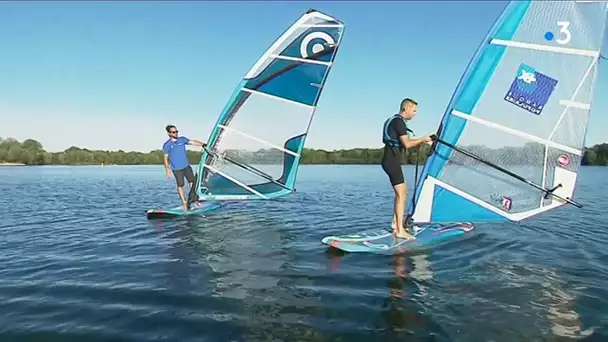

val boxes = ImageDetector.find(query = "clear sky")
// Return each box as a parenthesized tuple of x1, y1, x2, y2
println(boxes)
(0, 1, 606, 152)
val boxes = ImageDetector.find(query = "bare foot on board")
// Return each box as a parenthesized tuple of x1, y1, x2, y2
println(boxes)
(395, 230, 415, 240)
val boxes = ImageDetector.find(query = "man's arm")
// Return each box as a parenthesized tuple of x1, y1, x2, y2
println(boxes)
(399, 134, 432, 149)
(186, 139, 207, 147)
(395, 121, 431, 148)
(164, 154, 171, 176)
(162, 143, 171, 176)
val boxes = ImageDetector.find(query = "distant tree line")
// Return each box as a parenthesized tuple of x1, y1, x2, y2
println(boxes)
(581, 143, 608, 166)
(1, 137, 607, 166)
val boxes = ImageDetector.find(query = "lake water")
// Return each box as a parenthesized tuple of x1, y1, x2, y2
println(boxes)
(0, 164, 606, 341)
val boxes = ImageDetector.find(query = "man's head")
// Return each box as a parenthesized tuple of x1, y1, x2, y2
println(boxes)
(166, 124, 178, 139)
(399, 98, 418, 120)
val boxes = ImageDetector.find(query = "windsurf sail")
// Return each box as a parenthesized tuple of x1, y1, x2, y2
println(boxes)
(408, 0, 608, 223)
(193, 9, 345, 201)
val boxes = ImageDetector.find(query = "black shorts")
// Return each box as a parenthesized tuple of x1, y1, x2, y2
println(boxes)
(173, 165, 195, 187)
(381, 160, 404, 186)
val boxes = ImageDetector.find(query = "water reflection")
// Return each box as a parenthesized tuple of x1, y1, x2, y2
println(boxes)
(532, 267, 593, 339)
(155, 199, 330, 341)
(382, 252, 436, 336)
(163, 215, 214, 294)
(326, 248, 439, 337)
(147, 195, 597, 341)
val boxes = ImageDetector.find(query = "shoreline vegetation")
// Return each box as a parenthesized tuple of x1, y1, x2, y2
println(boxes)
(1, 137, 608, 166)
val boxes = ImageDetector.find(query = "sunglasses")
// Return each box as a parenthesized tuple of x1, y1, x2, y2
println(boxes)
(169, 130, 178, 134)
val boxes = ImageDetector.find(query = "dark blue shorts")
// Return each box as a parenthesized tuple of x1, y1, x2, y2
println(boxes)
(173, 165, 195, 187)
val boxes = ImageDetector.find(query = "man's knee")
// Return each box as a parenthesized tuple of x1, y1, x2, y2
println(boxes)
(394, 184, 406, 197)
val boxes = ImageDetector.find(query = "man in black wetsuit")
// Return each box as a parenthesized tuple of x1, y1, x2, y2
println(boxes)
(381, 98, 433, 240)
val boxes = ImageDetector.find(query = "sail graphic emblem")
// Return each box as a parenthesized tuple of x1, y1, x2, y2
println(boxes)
(502, 196, 513, 211)
(504, 63, 558, 115)
(300, 31, 335, 58)
(557, 154, 570, 167)
(516, 67, 537, 92)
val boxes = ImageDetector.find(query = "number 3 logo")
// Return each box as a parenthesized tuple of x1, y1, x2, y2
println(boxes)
(556, 21, 571, 44)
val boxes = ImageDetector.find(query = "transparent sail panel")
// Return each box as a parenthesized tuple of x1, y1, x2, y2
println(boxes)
(203, 91, 312, 191)
(439, 119, 547, 214)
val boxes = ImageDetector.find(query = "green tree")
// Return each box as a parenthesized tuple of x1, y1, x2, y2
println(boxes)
(21, 139, 43, 151)
(5, 144, 26, 163)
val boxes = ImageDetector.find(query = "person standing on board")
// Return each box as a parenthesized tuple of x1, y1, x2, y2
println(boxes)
(163, 124, 207, 211)
(381, 98, 434, 240)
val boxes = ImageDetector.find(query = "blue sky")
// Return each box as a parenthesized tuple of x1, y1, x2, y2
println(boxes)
(0, 1, 606, 152)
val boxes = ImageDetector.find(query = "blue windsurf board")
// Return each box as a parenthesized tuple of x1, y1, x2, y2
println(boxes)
(321, 222, 474, 254)
(146, 201, 221, 219)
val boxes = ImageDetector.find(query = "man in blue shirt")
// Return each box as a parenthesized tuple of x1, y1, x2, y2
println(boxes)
(163, 124, 206, 210)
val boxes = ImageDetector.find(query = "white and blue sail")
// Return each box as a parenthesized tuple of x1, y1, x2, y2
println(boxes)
(408, 0, 608, 224)
(321, 0, 607, 253)
(193, 9, 344, 201)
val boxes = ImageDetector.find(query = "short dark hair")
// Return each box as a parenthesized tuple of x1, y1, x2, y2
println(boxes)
(165, 124, 176, 133)
(400, 98, 418, 111)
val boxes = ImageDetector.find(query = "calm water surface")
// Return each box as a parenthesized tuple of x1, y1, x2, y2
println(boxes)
(0, 165, 606, 341)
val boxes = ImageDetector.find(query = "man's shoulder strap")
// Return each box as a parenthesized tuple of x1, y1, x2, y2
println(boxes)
(391, 114, 414, 134)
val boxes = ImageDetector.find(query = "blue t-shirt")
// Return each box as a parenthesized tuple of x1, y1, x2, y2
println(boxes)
(163, 136, 190, 170)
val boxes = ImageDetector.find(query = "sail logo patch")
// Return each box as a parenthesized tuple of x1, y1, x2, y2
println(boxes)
(300, 31, 335, 58)
(504, 64, 558, 115)
(491, 193, 513, 211)
(557, 154, 570, 167)
(501, 196, 513, 211)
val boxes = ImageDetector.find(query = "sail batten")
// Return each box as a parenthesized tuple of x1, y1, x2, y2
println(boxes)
(216, 125, 301, 158)
(202, 163, 269, 199)
(450, 110, 583, 155)
(490, 39, 601, 56)
(195, 9, 344, 201)
(240, 87, 315, 109)
(408, 0, 607, 224)
(269, 54, 333, 66)
(558, 100, 590, 110)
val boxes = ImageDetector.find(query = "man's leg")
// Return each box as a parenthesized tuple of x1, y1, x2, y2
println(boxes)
(391, 167, 414, 240)
(184, 166, 197, 208)
(173, 168, 188, 210)
(382, 162, 400, 233)
(392, 212, 397, 232)
(177, 186, 187, 210)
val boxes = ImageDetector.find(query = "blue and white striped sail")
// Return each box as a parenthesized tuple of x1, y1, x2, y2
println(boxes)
(194, 9, 344, 201)
(408, 0, 608, 223)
